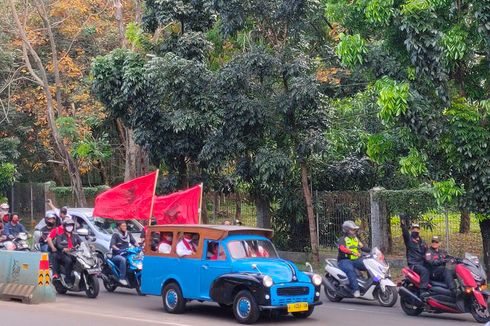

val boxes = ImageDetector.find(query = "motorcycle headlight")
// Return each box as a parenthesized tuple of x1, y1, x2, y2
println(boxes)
(312, 274, 322, 286)
(262, 275, 273, 288)
(136, 262, 143, 270)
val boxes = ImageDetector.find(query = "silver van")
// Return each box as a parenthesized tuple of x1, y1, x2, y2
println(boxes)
(33, 208, 143, 261)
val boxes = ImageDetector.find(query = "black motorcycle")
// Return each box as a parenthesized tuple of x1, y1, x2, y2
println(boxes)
(53, 241, 101, 298)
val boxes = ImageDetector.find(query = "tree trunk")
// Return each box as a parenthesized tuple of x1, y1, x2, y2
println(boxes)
(133, 0, 142, 23)
(255, 197, 271, 229)
(177, 157, 188, 189)
(459, 208, 471, 234)
(114, 0, 127, 48)
(9, 0, 86, 207)
(201, 194, 208, 224)
(213, 192, 219, 219)
(300, 161, 319, 263)
(124, 128, 138, 181)
(479, 219, 490, 279)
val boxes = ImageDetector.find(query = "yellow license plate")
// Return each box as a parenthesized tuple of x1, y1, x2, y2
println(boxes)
(287, 302, 308, 313)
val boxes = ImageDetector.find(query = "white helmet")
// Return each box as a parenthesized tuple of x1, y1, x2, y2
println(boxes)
(0, 203, 9, 210)
(342, 220, 360, 233)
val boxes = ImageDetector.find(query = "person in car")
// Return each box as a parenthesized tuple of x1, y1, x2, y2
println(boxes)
(52, 217, 82, 286)
(176, 233, 197, 257)
(110, 221, 138, 286)
(158, 232, 173, 254)
(4, 214, 27, 238)
(337, 220, 370, 298)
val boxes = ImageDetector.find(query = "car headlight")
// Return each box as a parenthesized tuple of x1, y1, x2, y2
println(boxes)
(312, 274, 322, 286)
(262, 275, 273, 287)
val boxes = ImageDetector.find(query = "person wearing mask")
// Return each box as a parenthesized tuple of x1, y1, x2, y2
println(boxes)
(401, 216, 430, 298)
(158, 232, 173, 254)
(52, 217, 82, 286)
(176, 233, 197, 257)
(4, 214, 27, 238)
(425, 236, 457, 295)
(1, 203, 9, 225)
(38, 213, 57, 252)
(110, 221, 138, 286)
(337, 220, 370, 298)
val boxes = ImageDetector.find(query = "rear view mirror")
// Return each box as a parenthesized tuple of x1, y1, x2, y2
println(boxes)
(77, 228, 89, 237)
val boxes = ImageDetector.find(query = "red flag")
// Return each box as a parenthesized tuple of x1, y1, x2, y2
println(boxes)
(93, 171, 158, 220)
(153, 184, 202, 224)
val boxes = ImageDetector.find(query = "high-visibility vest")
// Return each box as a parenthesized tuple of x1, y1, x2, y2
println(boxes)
(345, 236, 360, 260)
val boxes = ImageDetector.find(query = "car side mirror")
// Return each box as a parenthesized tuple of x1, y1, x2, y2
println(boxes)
(77, 228, 89, 237)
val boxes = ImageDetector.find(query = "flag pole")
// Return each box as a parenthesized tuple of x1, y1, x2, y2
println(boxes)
(198, 183, 204, 224)
(148, 169, 159, 224)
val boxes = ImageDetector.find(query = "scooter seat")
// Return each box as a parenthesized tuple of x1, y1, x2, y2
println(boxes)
(430, 281, 448, 288)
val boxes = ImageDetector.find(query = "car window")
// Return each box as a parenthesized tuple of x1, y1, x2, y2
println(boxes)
(92, 218, 141, 235)
(206, 241, 226, 261)
(151, 231, 174, 255)
(227, 240, 277, 259)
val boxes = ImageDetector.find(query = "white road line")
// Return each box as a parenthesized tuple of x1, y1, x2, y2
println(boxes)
(323, 304, 397, 316)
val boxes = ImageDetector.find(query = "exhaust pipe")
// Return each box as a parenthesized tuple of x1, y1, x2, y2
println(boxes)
(323, 276, 337, 293)
(398, 286, 424, 307)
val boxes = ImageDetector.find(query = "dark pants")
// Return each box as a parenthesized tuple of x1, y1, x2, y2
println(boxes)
(431, 265, 456, 290)
(338, 258, 367, 293)
(55, 252, 74, 282)
(411, 264, 430, 290)
(112, 255, 127, 279)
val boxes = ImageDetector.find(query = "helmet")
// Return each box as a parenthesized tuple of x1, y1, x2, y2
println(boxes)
(342, 220, 360, 233)
(62, 217, 75, 228)
(0, 203, 9, 210)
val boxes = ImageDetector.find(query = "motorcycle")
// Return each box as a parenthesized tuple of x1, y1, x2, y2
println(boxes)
(53, 241, 101, 299)
(100, 246, 144, 295)
(323, 247, 398, 307)
(0, 232, 31, 251)
(399, 253, 490, 323)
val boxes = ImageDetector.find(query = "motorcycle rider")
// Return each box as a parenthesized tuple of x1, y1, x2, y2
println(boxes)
(110, 221, 138, 286)
(1, 203, 9, 225)
(337, 220, 370, 298)
(4, 214, 27, 238)
(52, 217, 82, 286)
(425, 236, 457, 295)
(401, 216, 430, 298)
(38, 213, 57, 252)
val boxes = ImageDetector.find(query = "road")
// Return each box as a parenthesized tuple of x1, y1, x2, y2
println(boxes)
(0, 286, 478, 326)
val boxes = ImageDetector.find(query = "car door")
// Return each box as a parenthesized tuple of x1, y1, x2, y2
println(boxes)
(200, 240, 232, 300)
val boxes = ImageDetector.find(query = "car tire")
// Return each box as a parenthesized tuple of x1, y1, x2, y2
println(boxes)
(162, 282, 186, 314)
(292, 307, 315, 319)
(233, 290, 260, 324)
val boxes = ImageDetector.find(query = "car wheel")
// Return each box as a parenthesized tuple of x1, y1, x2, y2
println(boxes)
(233, 290, 260, 324)
(292, 307, 314, 319)
(162, 282, 186, 314)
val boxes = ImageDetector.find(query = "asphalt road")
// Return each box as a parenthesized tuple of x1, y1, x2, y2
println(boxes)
(0, 285, 479, 326)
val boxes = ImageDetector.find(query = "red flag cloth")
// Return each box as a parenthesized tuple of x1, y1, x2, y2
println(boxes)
(153, 185, 202, 224)
(93, 171, 158, 220)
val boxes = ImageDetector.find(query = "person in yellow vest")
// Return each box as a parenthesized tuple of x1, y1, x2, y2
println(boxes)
(337, 220, 370, 298)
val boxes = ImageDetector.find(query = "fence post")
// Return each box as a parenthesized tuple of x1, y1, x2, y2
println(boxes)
(369, 187, 389, 252)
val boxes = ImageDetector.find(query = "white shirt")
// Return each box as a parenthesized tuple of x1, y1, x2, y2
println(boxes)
(158, 242, 172, 254)
(176, 239, 194, 257)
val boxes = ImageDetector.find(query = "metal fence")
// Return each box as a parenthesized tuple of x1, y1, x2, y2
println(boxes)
(316, 191, 371, 251)
(6, 183, 46, 229)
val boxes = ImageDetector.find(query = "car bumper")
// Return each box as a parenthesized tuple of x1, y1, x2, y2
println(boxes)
(259, 301, 323, 311)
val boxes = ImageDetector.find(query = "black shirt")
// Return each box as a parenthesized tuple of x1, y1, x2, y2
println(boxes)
(402, 226, 428, 266)
(110, 231, 137, 254)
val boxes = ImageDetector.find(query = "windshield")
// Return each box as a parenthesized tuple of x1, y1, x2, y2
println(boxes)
(91, 217, 142, 235)
(227, 240, 278, 259)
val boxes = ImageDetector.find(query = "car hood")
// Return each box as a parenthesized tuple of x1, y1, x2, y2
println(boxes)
(232, 259, 308, 283)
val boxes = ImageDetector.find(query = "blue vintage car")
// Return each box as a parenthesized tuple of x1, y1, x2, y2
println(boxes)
(140, 225, 323, 324)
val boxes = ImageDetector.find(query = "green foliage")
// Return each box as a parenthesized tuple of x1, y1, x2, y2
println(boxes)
(0, 163, 16, 188)
(441, 26, 468, 63)
(375, 77, 410, 124)
(336, 33, 367, 68)
(51, 185, 109, 198)
(376, 186, 438, 217)
(399, 148, 428, 177)
(400, 0, 431, 16)
(432, 178, 464, 207)
(56, 116, 79, 141)
(365, 0, 394, 26)
(366, 133, 395, 164)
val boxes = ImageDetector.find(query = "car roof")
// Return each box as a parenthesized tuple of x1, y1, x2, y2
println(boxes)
(45, 207, 94, 218)
(147, 224, 273, 240)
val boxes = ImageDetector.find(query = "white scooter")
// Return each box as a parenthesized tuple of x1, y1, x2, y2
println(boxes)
(323, 247, 398, 307)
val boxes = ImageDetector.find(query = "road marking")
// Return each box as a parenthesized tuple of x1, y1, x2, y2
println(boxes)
(323, 304, 397, 316)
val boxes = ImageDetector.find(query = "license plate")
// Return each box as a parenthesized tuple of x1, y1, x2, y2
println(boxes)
(87, 268, 101, 274)
(287, 302, 308, 313)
